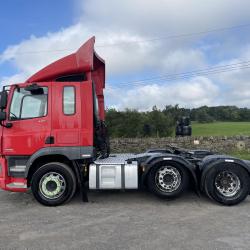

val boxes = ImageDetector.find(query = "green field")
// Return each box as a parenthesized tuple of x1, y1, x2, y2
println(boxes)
(229, 151, 250, 160)
(192, 122, 250, 136)
(191, 122, 250, 160)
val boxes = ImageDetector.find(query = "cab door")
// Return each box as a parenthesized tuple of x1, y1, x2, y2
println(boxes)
(2, 83, 52, 156)
(51, 82, 82, 146)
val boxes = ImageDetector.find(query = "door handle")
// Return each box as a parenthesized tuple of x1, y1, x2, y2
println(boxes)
(45, 136, 54, 144)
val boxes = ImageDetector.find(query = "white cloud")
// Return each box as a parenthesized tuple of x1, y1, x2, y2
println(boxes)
(107, 77, 219, 110)
(162, 49, 206, 73)
(80, 0, 250, 36)
(1, 0, 250, 108)
(0, 73, 29, 88)
(0, 23, 90, 79)
(0, 24, 208, 84)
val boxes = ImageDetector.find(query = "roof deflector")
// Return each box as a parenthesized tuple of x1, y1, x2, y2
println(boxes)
(26, 36, 104, 83)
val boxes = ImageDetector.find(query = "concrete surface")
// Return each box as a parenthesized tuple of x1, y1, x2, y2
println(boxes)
(0, 189, 250, 250)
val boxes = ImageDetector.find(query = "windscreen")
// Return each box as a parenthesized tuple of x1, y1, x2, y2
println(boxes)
(9, 87, 48, 120)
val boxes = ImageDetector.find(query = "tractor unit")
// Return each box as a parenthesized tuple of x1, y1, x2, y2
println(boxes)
(0, 37, 249, 206)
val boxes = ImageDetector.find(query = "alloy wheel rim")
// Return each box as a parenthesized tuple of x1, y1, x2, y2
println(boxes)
(215, 171, 241, 197)
(155, 166, 181, 193)
(39, 172, 66, 199)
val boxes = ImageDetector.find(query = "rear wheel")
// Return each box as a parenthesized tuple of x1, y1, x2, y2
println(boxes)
(147, 162, 189, 199)
(204, 164, 250, 205)
(31, 162, 76, 206)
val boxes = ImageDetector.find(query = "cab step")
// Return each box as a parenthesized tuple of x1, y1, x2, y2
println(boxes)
(6, 182, 27, 189)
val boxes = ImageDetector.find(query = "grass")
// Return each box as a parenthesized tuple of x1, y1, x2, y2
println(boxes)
(190, 122, 250, 160)
(230, 151, 250, 160)
(192, 122, 250, 137)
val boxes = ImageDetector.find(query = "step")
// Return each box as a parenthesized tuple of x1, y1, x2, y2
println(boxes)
(6, 182, 27, 189)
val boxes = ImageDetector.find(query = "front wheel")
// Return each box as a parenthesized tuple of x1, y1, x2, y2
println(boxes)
(147, 162, 189, 199)
(31, 162, 76, 206)
(204, 164, 250, 206)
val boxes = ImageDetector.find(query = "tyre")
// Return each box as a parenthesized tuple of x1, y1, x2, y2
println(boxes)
(175, 125, 182, 136)
(204, 163, 250, 206)
(182, 126, 192, 136)
(147, 162, 189, 199)
(31, 162, 77, 206)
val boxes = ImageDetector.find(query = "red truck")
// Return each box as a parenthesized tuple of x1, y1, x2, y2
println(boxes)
(0, 37, 249, 206)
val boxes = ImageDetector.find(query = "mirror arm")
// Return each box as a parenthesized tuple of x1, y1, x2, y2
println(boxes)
(5, 122, 12, 128)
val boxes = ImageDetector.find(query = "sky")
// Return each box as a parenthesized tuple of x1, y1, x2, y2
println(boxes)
(1, 0, 250, 110)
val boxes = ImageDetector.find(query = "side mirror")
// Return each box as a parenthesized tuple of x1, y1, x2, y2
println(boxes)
(0, 111, 6, 121)
(0, 91, 8, 109)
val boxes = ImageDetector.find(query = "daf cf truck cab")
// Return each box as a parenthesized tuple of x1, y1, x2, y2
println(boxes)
(0, 37, 250, 206)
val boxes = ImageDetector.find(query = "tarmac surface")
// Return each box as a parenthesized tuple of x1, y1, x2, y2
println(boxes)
(0, 189, 250, 250)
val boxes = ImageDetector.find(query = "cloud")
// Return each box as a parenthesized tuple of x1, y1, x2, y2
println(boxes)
(106, 76, 220, 110)
(0, 23, 90, 78)
(80, 0, 250, 36)
(1, 0, 250, 108)
(0, 72, 28, 85)
(162, 49, 206, 73)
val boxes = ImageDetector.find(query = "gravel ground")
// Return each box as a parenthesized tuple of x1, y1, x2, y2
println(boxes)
(0, 189, 250, 250)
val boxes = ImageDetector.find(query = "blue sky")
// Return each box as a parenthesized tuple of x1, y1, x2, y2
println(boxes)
(0, 1, 74, 50)
(0, 0, 74, 76)
(1, 0, 250, 110)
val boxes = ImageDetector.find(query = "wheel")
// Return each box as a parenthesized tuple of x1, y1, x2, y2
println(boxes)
(175, 125, 182, 136)
(147, 162, 189, 199)
(182, 126, 192, 136)
(31, 162, 76, 206)
(204, 164, 250, 206)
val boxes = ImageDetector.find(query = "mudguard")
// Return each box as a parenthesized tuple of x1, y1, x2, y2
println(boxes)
(199, 154, 250, 191)
(24, 146, 94, 178)
(141, 154, 199, 192)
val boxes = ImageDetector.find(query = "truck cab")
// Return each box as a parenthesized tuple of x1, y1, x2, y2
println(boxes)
(0, 37, 108, 195)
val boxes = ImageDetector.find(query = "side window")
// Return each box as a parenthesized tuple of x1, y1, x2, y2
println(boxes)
(10, 87, 48, 120)
(63, 86, 75, 115)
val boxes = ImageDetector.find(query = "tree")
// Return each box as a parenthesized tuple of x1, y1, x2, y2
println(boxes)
(105, 105, 250, 138)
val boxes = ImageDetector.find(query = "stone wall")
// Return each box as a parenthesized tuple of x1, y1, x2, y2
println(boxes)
(110, 136, 250, 154)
